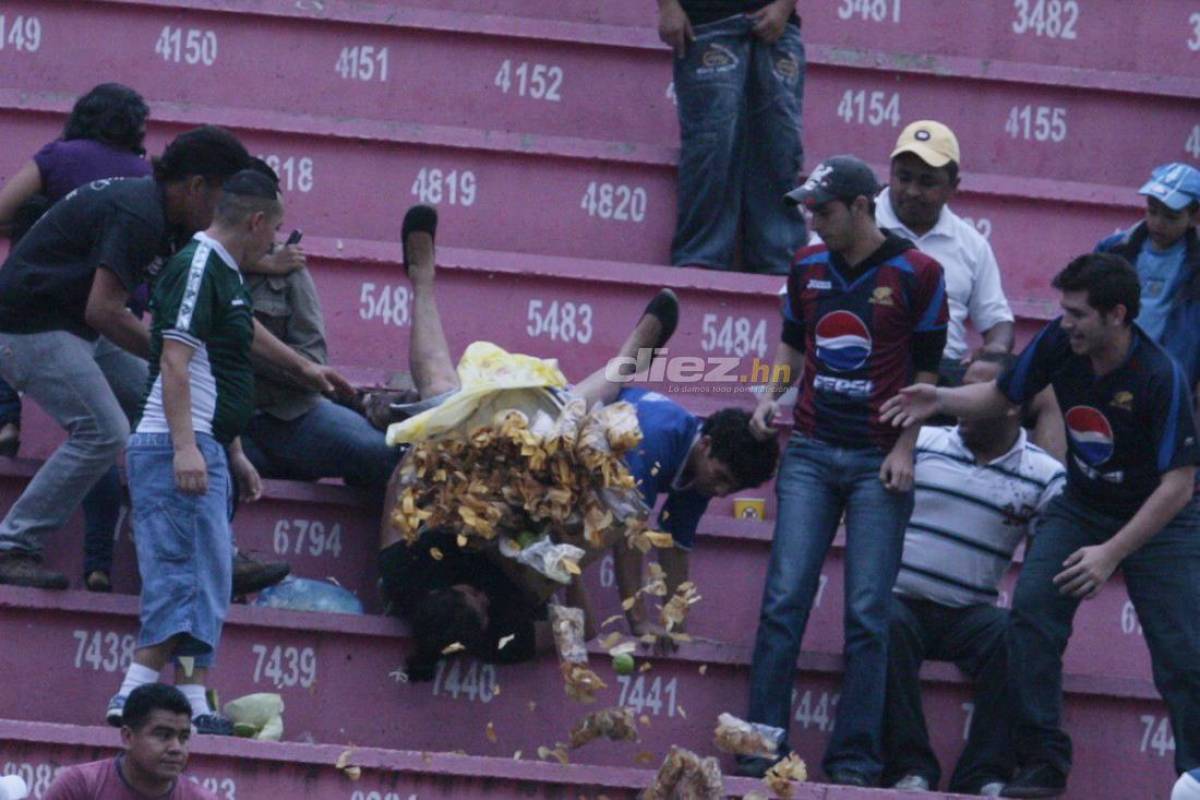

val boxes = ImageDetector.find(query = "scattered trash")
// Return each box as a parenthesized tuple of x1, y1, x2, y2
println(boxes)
(568, 708, 639, 749)
(335, 748, 362, 781)
(713, 713, 784, 760)
(642, 747, 723, 800)
(763, 753, 808, 799)
(223, 693, 284, 742)
(551, 605, 607, 703)
(253, 577, 363, 615)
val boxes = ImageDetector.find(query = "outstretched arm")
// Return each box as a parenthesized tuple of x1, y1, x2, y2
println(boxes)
(881, 379, 1014, 428)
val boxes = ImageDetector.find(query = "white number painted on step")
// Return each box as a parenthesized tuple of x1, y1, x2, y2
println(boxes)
(359, 283, 411, 328)
(0, 14, 41, 52)
(1190, 13, 1200, 51)
(432, 659, 497, 703)
(792, 689, 839, 731)
(73, 629, 135, 673)
(666, 81, 677, 106)
(581, 182, 647, 222)
(155, 27, 217, 65)
(352, 793, 418, 800)
(336, 45, 389, 81)
(1140, 714, 1175, 757)
(2, 762, 62, 799)
(1121, 600, 1143, 635)
(599, 553, 615, 588)
(960, 216, 993, 240)
(526, 299, 594, 344)
(188, 776, 237, 800)
(411, 168, 477, 207)
(494, 60, 563, 101)
(1012, 0, 1079, 40)
(837, 0, 901, 23)
(251, 644, 317, 688)
(260, 155, 314, 193)
(813, 573, 830, 608)
(273, 519, 343, 559)
(837, 89, 900, 127)
(617, 675, 681, 717)
(700, 314, 768, 359)
(1004, 105, 1067, 142)
(1186, 125, 1200, 159)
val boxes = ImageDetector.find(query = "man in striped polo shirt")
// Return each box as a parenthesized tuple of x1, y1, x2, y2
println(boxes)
(882, 355, 1064, 796)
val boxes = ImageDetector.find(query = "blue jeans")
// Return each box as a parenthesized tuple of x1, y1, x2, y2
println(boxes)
(1009, 493, 1200, 776)
(746, 433, 914, 781)
(128, 432, 232, 668)
(243, 399, 401, 498)
(671, 15, 807, 275)
(0, 376, 19, 426)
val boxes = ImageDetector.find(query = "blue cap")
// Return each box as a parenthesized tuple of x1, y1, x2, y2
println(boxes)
(1139, 162, 1200, 211)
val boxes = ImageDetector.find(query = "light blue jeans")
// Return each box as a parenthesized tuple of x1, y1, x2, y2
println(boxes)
(0, 331, 146, 555)
(746, 433, 914, 781)
(671, 14, 807, 274)
(128, 432, 232, 668)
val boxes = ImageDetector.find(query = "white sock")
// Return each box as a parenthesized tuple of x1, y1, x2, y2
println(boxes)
(177, 683, 210, 718)
(118, 663, 160, 698)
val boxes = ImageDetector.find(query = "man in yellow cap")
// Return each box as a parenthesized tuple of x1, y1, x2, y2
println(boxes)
(877, 121, 1013, 383)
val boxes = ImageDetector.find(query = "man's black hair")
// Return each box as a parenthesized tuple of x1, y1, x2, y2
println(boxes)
(406, 588, 489, 682)
(1052, 252, 1141, 324)
(152, 125, 250, 184)
(701, 408, 780, 489)
(121, 683, 192, 730)
(247, 157, 281, 188)
(222, 169, 280, 200)
(63, 83, 149, 155)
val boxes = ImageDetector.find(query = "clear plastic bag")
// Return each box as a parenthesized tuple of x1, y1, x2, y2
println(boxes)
(713, 712, 784, 759)
(252, 577, 363, 615)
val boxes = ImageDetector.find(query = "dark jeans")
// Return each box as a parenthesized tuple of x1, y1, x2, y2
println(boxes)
(745, 433, 914, 781)
(82, 466, 123, 577)
(243, 399, 401, 499)
(671, 14, 807, 274)
(883, 595, 1012, 792)
(0, 376, 19, 426)
(1009, 493, 1200, 775)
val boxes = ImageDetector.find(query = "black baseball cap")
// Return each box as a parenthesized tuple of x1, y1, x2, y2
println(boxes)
(785, 155, 880, 208)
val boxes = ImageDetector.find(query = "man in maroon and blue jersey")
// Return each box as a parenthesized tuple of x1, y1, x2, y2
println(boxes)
(738, 155, 948, 785)
(883, 253, 1200, 798)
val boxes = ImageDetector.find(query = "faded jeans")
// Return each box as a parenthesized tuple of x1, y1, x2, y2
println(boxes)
(745, 433, 913, 781)
(0, 331, 146, 555)
(671, 14, 807, 274)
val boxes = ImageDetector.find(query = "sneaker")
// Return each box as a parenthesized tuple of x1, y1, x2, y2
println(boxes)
(192, 713, 234, 736)
(828, 770, 871, 787)
(105, 693, 127, 727)
(0, 551, 68, 589)
(231, 551, 289, 598)
(979, 781, 1007, 796)
(893, 774, 932, 791)
(1001, 763, 1067, 798)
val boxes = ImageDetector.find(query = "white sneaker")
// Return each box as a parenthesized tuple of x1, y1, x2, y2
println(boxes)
(893, 774, 932, 791)
(978, 781, 1006, 796)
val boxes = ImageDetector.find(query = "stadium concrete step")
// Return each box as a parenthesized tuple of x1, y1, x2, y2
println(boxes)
(0, 91, 1141, 306)
(0, 587, 1176, 798)
(3, 0, 1195, 192)
(0, 722, 988, 800)
(0, 451, 1157, 683)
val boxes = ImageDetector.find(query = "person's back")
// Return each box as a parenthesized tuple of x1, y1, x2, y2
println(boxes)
(0, 176, 167, 340)
(35, 138, 151, 204)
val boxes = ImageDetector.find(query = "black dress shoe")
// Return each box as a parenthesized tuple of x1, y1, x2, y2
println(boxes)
(733, 757, 776, 778)
(231, 551, 290, 597)
(828, 770, 871, 787)
(1001, 763, 1067, 798)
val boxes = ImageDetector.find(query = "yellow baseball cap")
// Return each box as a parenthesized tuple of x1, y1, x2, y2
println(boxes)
(891, 120, 960, 168)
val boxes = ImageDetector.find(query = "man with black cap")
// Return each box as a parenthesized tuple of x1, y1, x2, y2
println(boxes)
(737, 155, 948, 785)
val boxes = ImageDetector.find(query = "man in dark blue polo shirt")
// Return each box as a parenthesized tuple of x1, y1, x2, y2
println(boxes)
(883, 253, 1200, 798)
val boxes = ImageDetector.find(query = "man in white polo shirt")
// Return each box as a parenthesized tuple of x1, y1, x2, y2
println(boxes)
(877, 120, 1013, 383)
(881, 354, 1064, 796)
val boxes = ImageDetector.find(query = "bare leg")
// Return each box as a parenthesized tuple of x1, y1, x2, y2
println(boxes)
(404, 214, 459, 400)
(575, 288, 678, 408)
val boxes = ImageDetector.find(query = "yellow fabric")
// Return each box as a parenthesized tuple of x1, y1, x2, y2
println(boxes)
(386, 341, 569, 445)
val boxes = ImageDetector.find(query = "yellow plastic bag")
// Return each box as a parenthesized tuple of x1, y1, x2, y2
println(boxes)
(386, 341, 568, 446)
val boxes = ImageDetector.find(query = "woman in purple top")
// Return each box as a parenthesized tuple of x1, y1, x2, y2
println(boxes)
(0, 82, 151, 591)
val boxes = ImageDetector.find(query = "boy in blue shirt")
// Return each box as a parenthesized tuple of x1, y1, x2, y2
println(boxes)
(1096, 162, 1200, 389)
